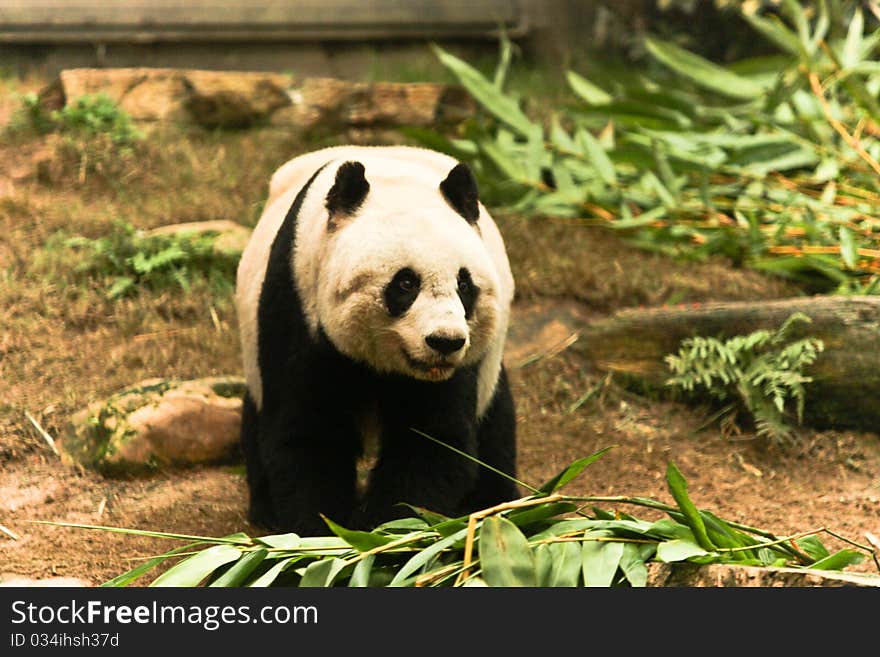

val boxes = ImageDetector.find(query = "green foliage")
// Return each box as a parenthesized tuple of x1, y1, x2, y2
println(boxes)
(10, 93, 144, 181)
(58, 220, 239, 298)
(12, 92, 142, 146)
(665, 312, 825, 443)
(50, 445, 876, 587)
(12, 92, 55, 134)
(412, 4, 880, 294)
(52, 93, 143, 146)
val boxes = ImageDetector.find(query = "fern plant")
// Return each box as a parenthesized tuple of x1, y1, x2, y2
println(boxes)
(664, 312, 824, 443)
(63, 220, 239, 298)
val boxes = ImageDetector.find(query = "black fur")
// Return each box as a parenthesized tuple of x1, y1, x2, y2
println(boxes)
(456, 267, 478, 319)
(383, 267, 421, 318)
(439, 162, 480, 223)
(325, 161, 370, 218)
(242, 164, 518, 535)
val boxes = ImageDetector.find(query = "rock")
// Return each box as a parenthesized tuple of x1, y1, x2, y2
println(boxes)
(0, 574, 92, 587)
(646, 562, 880, 587)
(61, 377, 246, 474)
(145, 220, 252, 256)
(38, 68, 473, 131)
(273, 77, 474, 130)
(41, 68, 294, 128)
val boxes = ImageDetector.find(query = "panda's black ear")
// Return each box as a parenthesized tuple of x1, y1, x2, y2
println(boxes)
(326, 161, 370, 219)
(440, 162, 479, 224)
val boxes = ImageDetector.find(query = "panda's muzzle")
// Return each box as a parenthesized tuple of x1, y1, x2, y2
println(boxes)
(402, 349, 458, 380)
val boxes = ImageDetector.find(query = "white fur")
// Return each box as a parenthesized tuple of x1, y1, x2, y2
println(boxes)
(236, 146, 514, 417)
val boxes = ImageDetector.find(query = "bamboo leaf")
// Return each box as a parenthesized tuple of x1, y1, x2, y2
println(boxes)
(101, 542, 205, 587)
(399, 505, 448, 527)
(843, 8, 864, 68)
(665, 462, 715, 551)
(581, 535, 624, 587)
(781, 0, 810, 46)
(150, 544, 242, 587)
(741, 12, 802, 55)
(656, 539, 709, 562)
(322, 515, 397, 552)
(839, 226, 858, 269)
(255, 533, 301, 549)
(619, 543, 649, 587)
(576, 128, 617, 185)
(248, 557, 297, 587)
(566, 70, 612, 105)
(209, 548, 268, 587)
(348, 555, 375, 587)
(300, 557, 348, 587)
(645, 37, 765, 99)
(550, 114, 578, 154)
(389, 527, 469, 586)
(796, 535, 830, 561)
(538, 447, 614, 493)
(535, 542, 582, 587)
(807, 549, 864, 571)
(432, 44, 537, 138)
(506, 501, 578, 527)
(479, 516, 537, 587)
(34, 520, 251, 545)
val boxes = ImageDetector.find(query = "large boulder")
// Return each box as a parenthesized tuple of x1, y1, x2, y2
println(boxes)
(40, 68, 294, 128)
(273, 77, 474, 130)
(61, 377, 246, 474)
(37, 68, 473, 131)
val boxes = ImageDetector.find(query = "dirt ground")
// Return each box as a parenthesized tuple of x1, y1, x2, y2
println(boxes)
(0, 77, 878, 585)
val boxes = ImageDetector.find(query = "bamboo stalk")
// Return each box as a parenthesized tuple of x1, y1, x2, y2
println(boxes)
(456, 495, 564, 585)
(809, 71, 880, 177)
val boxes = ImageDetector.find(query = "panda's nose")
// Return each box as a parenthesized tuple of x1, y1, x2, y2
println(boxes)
(425, 334, 466, 355)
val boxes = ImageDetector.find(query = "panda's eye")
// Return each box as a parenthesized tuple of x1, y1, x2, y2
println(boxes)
(385, 268, 421, 317)
(456, 267, 479, 320)
(397, 272, 418, 292)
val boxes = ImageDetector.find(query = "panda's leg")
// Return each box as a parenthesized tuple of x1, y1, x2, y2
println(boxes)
(468, 365, 520, 511)
(351, 372, 480, 529)
(239, 391, 276, 528)
(257, 399, 361, 536)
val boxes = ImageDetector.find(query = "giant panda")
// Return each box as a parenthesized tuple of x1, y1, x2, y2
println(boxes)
(235, 145, 517, 535)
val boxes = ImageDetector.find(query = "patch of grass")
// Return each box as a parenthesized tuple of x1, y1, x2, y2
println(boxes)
(54, 94, 143, 146)
(41, 219, 240, 299)
(10, 92, 141, 144)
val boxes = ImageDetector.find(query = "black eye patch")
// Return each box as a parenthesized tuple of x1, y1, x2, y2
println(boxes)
(457, 267, 479, 319)
(384, 267, 421, 317)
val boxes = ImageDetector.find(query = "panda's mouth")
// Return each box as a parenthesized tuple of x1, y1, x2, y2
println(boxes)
(402, 350, 456, 380)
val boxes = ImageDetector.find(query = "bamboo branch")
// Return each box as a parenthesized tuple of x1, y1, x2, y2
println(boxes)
(808, 71, 880, 177)
(457, 495, 564, 585)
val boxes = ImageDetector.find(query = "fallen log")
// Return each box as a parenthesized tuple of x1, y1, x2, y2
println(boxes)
(574, 295, 880, 431)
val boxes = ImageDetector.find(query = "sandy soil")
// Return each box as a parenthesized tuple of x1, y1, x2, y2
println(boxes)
(2, 296, 879, 585)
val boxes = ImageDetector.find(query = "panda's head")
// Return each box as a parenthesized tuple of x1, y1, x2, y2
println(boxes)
(310, 159, 502, 382)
